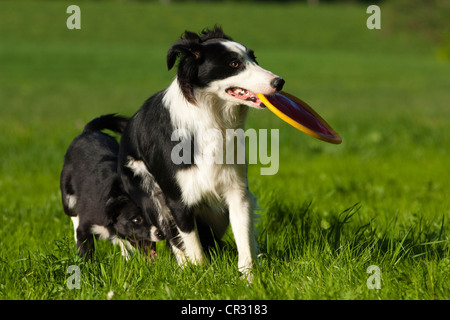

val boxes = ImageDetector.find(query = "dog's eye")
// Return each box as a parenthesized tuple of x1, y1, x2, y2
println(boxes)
(132, 216, 143, 224)
(229, 60, 240, 69)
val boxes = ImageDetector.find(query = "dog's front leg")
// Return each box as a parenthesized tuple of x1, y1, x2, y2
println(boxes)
(225, 188, 257, 281)
(176, 224, 205, 266)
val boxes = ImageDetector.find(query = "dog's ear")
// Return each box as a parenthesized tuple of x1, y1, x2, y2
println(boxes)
(105, 178, 128, 222)
(167, 31, 203, 70)
(105, 195, 134, 226)
(105, 195, 125, 222)
(167, 33, 204, 104)
(200, 25, 232, 42)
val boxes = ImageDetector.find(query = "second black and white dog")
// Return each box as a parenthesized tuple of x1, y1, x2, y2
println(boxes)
(61, 114, 165, 259)
(118, 26, 284, 278)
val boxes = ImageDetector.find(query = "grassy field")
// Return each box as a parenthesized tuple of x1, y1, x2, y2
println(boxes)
(0, 0, 449, 300)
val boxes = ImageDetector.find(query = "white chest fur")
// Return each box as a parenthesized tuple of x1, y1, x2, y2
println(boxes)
(164, 79, 248, 208)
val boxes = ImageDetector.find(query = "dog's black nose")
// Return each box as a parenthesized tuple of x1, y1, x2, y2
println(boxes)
(271, 77, 285, 91)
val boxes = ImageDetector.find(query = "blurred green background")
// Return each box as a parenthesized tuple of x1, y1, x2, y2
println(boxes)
(0, 0, 448, 299)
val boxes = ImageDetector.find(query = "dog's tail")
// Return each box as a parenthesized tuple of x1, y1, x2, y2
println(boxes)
(83, 114, 129, 134)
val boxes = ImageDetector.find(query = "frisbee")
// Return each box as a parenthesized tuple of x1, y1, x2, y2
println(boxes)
(257, 91, 342, 144)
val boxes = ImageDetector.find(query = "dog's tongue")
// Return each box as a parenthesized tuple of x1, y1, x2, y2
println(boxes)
(257, 92, 342, 144)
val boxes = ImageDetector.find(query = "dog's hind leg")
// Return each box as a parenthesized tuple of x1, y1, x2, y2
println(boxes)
(75, 227, 95, 259)
(71, 216, 79, 243)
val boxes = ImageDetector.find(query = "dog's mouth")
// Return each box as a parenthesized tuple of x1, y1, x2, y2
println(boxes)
(226, 87, 266, 108)
(133, 240, 158, 260)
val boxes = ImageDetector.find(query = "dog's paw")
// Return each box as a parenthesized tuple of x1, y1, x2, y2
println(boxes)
(187, 252, 206, 266)
(238, 261, 255, 283)
(172, 245, 206, 268)
(239, 267, 254, 283)
(238, 254, 256, 283)
(172, 246, 188, 268)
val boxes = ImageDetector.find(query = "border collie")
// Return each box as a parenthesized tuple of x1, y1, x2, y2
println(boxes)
(61, 114, 165, 259)
(118, 26, 284, 279)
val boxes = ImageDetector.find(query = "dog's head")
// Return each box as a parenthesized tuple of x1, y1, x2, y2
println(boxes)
(105, 192, 165, 248)
(167, 26, 284, 108)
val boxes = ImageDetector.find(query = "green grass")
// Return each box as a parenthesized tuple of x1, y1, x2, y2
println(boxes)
(0, 0, 449, 300)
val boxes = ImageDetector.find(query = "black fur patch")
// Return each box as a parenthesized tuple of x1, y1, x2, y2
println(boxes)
(166, 26, 239, 104)
(118, 91, 193, 237)
(61, 115, 160, 258)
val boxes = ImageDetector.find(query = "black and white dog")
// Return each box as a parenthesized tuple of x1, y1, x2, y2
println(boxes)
(61, 114, 165, 259)
(118, 26, 284, 278)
